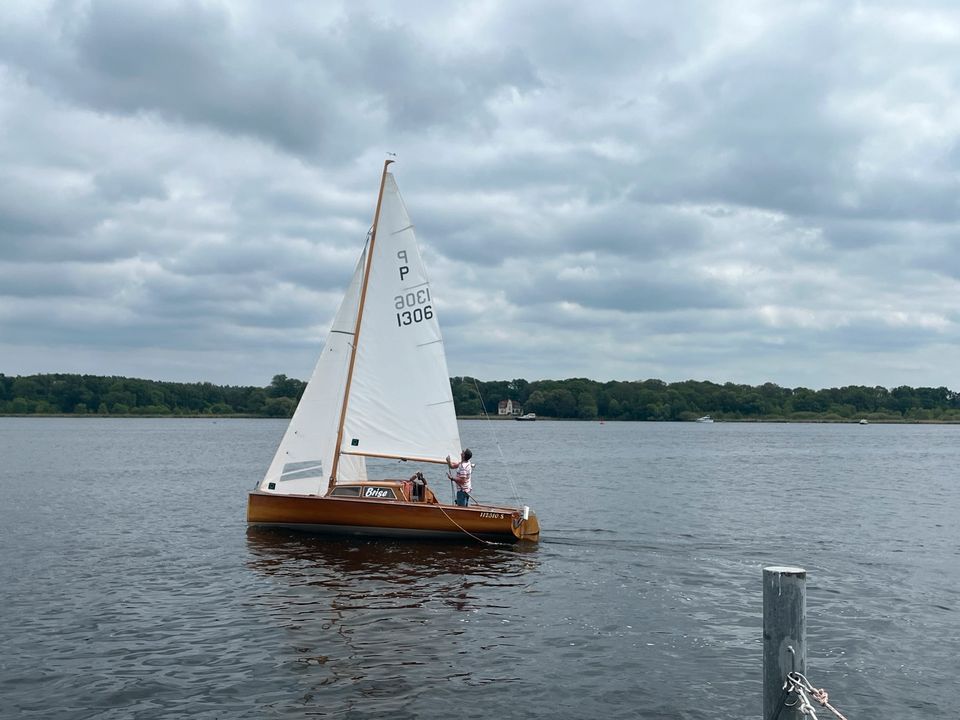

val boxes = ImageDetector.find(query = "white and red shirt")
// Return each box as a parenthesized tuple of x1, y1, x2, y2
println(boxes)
(453, 461, 473, 493)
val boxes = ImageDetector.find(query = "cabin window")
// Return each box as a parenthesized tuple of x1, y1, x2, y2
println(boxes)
(330, 486, 361, 497)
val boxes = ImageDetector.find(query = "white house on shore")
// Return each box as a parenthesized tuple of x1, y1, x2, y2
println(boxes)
(498, 399, 523, 416)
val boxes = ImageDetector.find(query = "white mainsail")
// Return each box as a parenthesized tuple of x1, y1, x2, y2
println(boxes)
(260, 168, 461, 496)
(341, 173, 461, 465)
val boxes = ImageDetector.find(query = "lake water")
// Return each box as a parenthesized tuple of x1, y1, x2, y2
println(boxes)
(1, 417, 957, 718)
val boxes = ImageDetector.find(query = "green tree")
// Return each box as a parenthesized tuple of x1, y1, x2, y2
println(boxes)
(269, 374, 305, 400)
(577, 391, 598, 419)
(10, 398, 31, 413)
(262, 397, 296, 417)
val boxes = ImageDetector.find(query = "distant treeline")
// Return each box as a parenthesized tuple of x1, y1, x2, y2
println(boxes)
(0, 373, 307, 417)
(2, 373, 960, 422)
(451, 378, 960, 422)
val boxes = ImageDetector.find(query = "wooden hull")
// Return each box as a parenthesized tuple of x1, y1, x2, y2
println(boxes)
(247, 491, 541, 544)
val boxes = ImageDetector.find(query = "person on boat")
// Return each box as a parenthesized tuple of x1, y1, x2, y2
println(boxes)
(445, 449, 473, 506)
(408, 471, 427, 502)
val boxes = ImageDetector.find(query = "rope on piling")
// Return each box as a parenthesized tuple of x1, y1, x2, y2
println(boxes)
(779, 671, 851, 720)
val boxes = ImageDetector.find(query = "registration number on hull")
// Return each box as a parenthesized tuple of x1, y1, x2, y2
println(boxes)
(479, 512, 505, 519)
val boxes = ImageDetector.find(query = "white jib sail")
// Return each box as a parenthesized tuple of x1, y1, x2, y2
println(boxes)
(260, 249, 368, 495)
(341, 172, 462, 464)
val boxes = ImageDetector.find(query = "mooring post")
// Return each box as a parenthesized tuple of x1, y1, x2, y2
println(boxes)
(762, 566, 806, 720)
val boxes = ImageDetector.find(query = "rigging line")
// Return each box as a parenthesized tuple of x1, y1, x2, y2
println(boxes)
(438, 483, 507, 547)
(472, 378, 523, 508)
(463, 489, 486, 505)
(329, 159, 392, 490)
(445, 477, 487, 506)
(446, 475, 484, 504)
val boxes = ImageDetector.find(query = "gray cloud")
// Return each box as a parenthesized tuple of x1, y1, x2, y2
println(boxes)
(1, 1, 540, 159)
(1, 0, 959, 389)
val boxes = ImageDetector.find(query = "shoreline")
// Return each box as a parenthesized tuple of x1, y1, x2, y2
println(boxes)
(2, 413, 959, 424)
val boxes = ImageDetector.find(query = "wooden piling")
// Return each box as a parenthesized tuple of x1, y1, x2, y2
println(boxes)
(762, 566, 806, 720)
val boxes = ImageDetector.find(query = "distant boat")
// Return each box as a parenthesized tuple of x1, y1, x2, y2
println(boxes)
(696, 415, 714, 423)
(516, 413, 537, 421)
(246, 161, 540, 543)
(859, 419, 869, 425)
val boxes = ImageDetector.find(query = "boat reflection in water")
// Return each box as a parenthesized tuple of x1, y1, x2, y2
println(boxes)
(244, 525, 542, 713)
(245, 526, 540, 613)
(244, 528, 542, 714)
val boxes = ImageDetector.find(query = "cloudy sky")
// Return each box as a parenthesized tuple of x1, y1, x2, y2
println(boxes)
(1, 0, 958, 390)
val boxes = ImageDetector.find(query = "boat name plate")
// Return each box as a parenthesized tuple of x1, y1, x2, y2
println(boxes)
(363, 487, 394, 499)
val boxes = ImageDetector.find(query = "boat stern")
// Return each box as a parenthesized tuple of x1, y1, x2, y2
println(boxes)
(512, 506, 541, 542)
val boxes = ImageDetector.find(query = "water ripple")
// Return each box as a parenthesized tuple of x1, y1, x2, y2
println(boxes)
(2, 418, 958, 717)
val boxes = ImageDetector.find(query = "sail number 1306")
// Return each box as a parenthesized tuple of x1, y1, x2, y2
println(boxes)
(395, 288, 433, 327)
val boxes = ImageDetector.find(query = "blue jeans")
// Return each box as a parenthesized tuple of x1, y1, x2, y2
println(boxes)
(455, 490, 470, 507)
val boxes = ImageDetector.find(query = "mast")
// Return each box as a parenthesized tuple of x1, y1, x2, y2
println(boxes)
(327, 159, 394, 492)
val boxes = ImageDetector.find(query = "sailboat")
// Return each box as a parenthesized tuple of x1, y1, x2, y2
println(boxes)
(247, 161, 540, 543)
